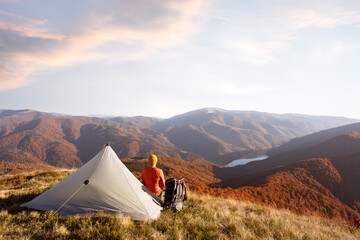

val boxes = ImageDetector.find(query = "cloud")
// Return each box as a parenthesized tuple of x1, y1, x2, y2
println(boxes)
(290, 9, 360, 29)
(0, 21, 64, 40)
(309, 41, 350, 63)
(200, 79, 274, 96)
(0, 0, 207, 90)
(212, 0, 360, 66)
(227, 41, 284, 65)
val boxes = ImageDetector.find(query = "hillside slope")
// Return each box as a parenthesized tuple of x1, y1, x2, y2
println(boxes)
(109, 116, 162, 129)
(151, 108, 358, 164)
(0, 116, 188, 169)
(227, 129, 360, 179)
(218, 132, 360, 220)
(0, 109, 54, 129)
(1, 170, 359, 240)
(222, 158, 360, 220)
(122, 156, 223, 187)
(268, 122, 360, 156)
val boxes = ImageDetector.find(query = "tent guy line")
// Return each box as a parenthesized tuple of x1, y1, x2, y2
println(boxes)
(28, 179, 90, 240)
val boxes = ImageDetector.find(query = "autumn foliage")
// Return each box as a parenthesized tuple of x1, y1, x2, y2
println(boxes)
(1, 110, 360, 224)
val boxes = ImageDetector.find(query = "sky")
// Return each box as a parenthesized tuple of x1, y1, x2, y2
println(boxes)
(0, 0, 360, 119)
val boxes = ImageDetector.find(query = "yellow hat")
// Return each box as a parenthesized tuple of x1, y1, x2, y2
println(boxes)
(148, 154, 158, 165)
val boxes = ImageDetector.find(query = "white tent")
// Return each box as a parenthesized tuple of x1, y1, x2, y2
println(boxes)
(21, 146, 162, 221)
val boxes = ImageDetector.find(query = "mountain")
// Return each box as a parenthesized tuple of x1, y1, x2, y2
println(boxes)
(0, 109, 54, 136)
(0, 111, 192, 170)
(219, 129, 360, 220)
(151, 108, 358, 164)
(0, 108, 358, 170)
(220, 157, 360, 220)
(225, 123, 360, 179)
(110, 116, 162, 129)
(269, 122, 360, 156)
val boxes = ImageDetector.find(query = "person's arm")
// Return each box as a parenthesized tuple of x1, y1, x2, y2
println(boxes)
(159, 170, 165, 190)
(141, 170, 146, 185)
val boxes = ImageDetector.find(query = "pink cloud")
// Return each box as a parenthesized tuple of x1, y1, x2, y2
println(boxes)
(0, 0, 207, 91)
(0, 21, 65, 40)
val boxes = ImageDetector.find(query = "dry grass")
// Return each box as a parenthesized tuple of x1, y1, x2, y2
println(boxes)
(0, 170, 359, 240)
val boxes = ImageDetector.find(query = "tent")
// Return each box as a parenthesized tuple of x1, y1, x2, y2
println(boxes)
(21, 145, 162, 221)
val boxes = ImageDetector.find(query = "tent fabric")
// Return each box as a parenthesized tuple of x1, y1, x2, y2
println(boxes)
(21, 146, 162, 221)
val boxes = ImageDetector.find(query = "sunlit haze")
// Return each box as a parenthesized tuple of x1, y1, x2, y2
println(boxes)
(1, 0, 360, 119)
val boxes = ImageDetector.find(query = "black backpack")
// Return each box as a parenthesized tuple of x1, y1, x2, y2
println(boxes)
(164, 178, 187, 212)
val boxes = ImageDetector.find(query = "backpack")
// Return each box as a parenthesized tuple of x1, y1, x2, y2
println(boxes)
(164, 178, 187, 212)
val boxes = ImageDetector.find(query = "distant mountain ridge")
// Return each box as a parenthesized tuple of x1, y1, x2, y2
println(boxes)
(0, 108, 358, 168)
(110, 116, 162, 129)
(0, 109, 54, 128)
(151, 108, 358, 163)
(269, 122, 360, 156)
(0, 115, 188, 169)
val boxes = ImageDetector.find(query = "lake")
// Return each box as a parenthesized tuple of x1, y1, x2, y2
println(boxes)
(225, 155, 268, 167)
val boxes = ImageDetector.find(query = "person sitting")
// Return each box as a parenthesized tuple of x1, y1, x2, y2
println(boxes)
(142, 154, 165, 200)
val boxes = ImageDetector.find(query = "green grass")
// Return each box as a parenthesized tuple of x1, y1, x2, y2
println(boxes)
(0, 170, 359, 240)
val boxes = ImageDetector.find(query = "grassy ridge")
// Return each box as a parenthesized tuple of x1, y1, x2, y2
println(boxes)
(1, 170, 359, 240)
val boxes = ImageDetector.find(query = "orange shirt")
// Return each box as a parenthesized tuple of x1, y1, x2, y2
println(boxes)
(142, 166, 165, 196)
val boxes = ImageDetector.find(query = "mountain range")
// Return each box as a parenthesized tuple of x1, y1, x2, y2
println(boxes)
(0, 108, 357, 170)
(149, 108, 357, 163)
(1, 108, 360, 221)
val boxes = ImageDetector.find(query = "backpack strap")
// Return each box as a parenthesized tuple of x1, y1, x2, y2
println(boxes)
(182, 180, 187, 202)
(173, 179, 179, 202)
(177, 179, 187, 202)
